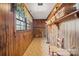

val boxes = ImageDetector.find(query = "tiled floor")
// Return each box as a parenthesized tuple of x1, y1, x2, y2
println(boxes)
(23, 38, 49, 56)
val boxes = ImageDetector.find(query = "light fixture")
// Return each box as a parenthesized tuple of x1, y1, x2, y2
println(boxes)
(38, 3, 43, 6)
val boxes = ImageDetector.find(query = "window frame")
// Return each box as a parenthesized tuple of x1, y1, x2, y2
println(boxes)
(15, 6, 27, 31)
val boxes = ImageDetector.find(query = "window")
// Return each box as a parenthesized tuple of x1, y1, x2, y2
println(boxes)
(15, 4, 33, 31)
(27, 19, 32, 30)
(16, 6, 26, 30)
(27, 23, 32, 30)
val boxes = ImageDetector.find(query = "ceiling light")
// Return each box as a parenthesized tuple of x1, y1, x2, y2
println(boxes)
(38, 3, 43, 6)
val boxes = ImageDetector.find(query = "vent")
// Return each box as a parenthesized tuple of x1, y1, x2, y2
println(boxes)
(38, 3, 43, 6)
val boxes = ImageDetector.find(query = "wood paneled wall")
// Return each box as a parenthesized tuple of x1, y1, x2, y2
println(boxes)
(33, 19, 46, 38)
(0, 4, 33, 56)
(14, 31, 33, 56)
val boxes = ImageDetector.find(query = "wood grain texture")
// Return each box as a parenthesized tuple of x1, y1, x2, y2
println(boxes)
(0, 4, 33, 56)
(33, 19, 46, 38)
(23, 38, 49, 56)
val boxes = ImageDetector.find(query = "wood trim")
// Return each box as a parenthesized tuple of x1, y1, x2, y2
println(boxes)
(33, 19, 46, 20)
(23, 3, 33, 19)
(47, 3, 57, 20)
(33, 27, 45, 28)
(47, 3, 63, 20)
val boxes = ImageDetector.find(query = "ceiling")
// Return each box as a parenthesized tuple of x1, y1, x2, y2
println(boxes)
(26, 3, 55, 19)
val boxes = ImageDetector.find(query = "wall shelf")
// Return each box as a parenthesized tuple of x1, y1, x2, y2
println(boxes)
(47, 3, 63, 20)
(47, 3, 79, 26)
(53, 10, 79, 24)
(47, 3, 75, 20)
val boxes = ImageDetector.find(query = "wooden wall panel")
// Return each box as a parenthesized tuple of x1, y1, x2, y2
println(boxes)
(14, 31, 33, 56)
(0, 4, 33, 56)
(33, 19, 46, 38)
(5, 12, 14, 56)
(0, 13, 7, 56)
